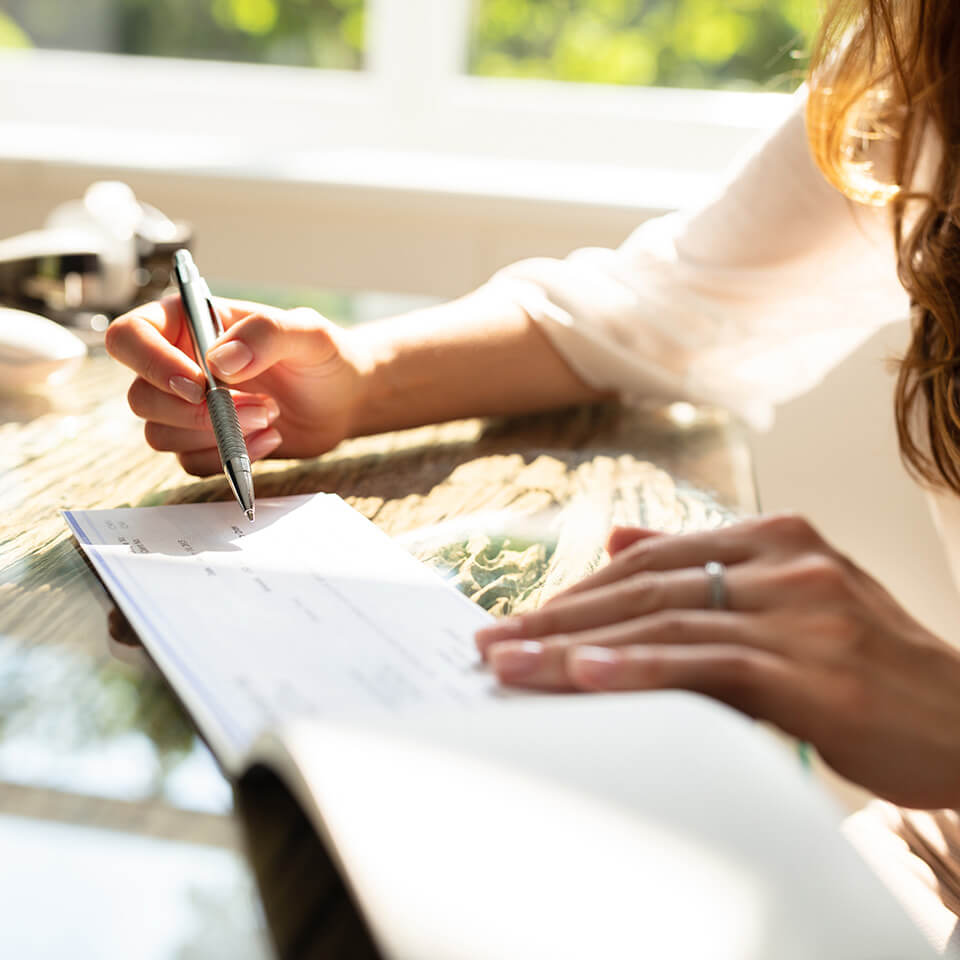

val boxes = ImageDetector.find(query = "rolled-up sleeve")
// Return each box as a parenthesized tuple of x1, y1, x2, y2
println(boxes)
(488, 88, 910, 430)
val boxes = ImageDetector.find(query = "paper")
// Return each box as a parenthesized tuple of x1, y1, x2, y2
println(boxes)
(64, 494, 507, 770)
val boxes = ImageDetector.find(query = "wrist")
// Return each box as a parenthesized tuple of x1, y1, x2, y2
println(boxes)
(341, 321, 399, 438)
(337, 285, 605, 440)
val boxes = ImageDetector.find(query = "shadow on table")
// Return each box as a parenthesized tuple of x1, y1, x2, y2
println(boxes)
(141, 402, 742, 525)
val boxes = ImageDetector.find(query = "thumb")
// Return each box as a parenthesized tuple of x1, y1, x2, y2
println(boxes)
(606, 526, 661, 556)
(206, 306, 340, 382)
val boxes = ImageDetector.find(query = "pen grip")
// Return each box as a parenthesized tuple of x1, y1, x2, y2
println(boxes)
(206, 387, 249, 465)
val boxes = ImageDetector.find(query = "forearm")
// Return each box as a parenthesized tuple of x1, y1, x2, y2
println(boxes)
(348, 284, 609, 437)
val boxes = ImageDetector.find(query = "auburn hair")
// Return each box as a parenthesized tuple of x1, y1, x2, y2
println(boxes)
(807, 1, 960, 493)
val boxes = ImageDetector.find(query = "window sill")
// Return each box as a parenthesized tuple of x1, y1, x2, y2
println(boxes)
(0, 120, 713, 210)
(0, 49, 794, 297)
(0, 125, 713, 297)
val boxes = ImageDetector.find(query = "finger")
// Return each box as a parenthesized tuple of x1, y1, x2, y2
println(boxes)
(111, 295, 188, 344)
(606, 526, 661, 555)
(177, 427, 283, 477)
(487, 642, 576, 692)
(487, 610, 760, 689)
(114, 294, 295, 342)
(206, 306, 340, 383)
(144, 404, 282, 453)
(553, 523, 756, 600)
(128, 377, 280, 430)
(567, 643, 823, 735)
(107, 295, 301, 396)
(475, 565, 761, 655)
(106, 300, 206, 401)
(108, 608, 141, 648)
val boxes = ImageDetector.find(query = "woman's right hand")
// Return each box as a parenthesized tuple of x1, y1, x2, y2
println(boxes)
(106, 296, 370, 475)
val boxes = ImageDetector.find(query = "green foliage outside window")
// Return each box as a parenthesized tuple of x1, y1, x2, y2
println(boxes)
(468, 0, 817, 91)
(0, 0, 364, 68)
(0, 0, 816, 90)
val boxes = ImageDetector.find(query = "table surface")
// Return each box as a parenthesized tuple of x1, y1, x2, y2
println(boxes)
(0, 346, 756, 959)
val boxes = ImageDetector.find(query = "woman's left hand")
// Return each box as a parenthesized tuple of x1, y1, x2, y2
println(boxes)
(475, 514, 960, 808)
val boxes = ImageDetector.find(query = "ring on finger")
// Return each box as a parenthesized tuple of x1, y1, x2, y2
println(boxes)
(704, 561, 728, 610)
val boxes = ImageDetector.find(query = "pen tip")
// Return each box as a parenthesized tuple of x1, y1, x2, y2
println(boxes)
(245, 508, 255, 523)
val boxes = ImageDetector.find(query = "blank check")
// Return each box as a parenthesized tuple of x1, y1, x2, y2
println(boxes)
(64, 494, 500, 769)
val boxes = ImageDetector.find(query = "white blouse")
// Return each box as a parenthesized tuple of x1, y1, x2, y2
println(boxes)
(488, 87, 960, 592)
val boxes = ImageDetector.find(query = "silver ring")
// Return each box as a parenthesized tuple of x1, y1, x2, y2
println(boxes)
(704, 561, 727, 610)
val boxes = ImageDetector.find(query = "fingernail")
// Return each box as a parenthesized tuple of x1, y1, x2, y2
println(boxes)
(238, 406, 271, 432)
(489, 641, 544, 681)
(208, 341, 253, 376)
(246, 427, 282, 460)
(475, 619, 523, 656)
(571, 647, 620, 687)
(265, 398, 280, 420)
(169, 376, 204, 404)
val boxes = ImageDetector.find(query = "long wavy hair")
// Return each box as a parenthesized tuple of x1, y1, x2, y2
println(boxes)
(807, 1, 960, 493)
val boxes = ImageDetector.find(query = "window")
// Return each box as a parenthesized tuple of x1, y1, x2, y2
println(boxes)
(2, 1, 815, 91)
(468, 0, 815, 91)
(0, 0, 799, 298)
(0, 0, 364, 68)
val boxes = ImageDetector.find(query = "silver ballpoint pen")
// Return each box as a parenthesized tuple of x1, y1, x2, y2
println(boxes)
(173, 249, 256, 522)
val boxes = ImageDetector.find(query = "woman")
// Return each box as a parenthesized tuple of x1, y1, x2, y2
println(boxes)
(106, 1, 960, 813)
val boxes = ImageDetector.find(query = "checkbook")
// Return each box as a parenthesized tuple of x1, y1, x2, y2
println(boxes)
(64, 494, 936, 960)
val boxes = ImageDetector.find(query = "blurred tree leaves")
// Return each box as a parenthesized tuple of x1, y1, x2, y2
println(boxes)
(469, 0, 818, 91)
(0, 0, 364, 68)
(1, 0, 814, 90)
(0, 12, 29, 48)
(213, 0, 281, 36)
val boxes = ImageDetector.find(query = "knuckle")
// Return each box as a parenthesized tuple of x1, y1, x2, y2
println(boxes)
(544, 632, 573, 652)
(809, 611, 870, 659)
(713, 648, 764, 700)
(717, 647, 758, 680)
(630, 649, 667, 687)
(244, 311, 284, 341)
(620, 572, 664, 617)
(177, 452, 209, 476)
(759, 513, 820, 547)
(286, 306, 324, 328)
(103, 318, 127, 358)
(290, 306, 339, 360)
(651, 610, 691, 643)
(143, 422, 168, 452)
(192, 403, 211, 431)
(139, 351, 164, 389)
(518, 610, 553, 637)
(831, 548, 861, 577)
(619, 541, 655, 576)
(783, 553, 850, 596)
(825, 610, 862, 643)
(126, 378, 150, 418)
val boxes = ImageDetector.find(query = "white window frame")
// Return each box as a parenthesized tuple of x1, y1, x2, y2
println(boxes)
(0, 0, 795, 298)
